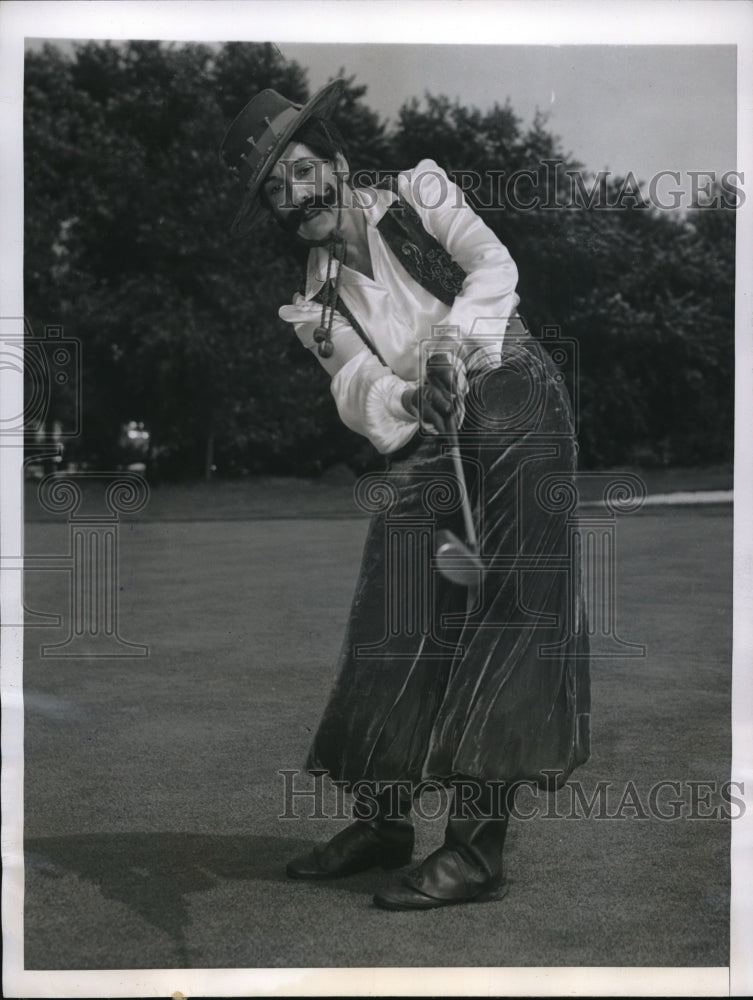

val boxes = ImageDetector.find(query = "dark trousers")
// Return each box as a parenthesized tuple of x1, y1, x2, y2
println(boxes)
(308, 332, 590, 791)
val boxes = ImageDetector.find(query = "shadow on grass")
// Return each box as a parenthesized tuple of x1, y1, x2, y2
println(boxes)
(25, 831, 362, 967)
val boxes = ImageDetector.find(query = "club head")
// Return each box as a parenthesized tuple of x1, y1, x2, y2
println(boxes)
(435, 529, 484, 587)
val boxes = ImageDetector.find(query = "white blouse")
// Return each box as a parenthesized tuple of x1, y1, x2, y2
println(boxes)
(278, 159, 520, 454)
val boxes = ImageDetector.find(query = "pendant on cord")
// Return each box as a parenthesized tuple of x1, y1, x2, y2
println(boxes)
(316, 231, 347, 359)
(314, 326, 334, 358)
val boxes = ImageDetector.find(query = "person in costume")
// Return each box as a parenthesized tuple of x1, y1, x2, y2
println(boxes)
(220, 80, 590, 911)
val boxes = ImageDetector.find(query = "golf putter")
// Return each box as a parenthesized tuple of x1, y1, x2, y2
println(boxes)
(435, 414, 484, 587)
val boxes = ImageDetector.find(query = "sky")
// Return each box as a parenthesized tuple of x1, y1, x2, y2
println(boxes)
(277, 44, 737, 185)
(25, 36, 738, 200)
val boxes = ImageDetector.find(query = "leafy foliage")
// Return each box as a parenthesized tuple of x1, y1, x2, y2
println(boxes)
(24, 42, 734, 477)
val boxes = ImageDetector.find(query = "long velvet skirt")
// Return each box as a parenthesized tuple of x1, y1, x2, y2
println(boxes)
(307, 332, 591, 788)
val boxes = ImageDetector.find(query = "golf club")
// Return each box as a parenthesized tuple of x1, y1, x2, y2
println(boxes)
(435, 414, 485, 587)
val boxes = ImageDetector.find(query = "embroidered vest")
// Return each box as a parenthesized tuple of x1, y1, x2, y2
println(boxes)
(308, 187, 467, 365)
(375, 190, 467, 306)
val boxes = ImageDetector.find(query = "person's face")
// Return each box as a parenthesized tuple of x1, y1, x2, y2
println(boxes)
(262, 141, 347, 244)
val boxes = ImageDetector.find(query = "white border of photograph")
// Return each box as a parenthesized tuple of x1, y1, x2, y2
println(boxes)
(1, 1, 751, 997)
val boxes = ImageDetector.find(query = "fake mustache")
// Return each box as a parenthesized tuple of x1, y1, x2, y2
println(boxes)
(280, 186, 339, 233)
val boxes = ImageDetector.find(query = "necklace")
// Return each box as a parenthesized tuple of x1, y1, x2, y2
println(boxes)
(313, 202, 346, 359)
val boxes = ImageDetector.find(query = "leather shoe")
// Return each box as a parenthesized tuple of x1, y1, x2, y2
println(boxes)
(286, 819, 414, 880)
(373, 844, 509, 910)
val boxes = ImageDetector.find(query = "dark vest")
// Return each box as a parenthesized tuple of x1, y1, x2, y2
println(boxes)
(307, 189, 467, 365)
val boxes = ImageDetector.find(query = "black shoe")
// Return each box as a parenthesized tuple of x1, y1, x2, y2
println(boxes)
(373, 843, 508, 911)
(375, 785, 511, 909)
(286, 819, 414, 880)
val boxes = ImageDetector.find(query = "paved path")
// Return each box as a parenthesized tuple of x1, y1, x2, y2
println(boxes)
(20, 505, 732, 970)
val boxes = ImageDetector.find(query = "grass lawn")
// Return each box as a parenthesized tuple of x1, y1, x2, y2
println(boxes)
(18, 500, 733, 971)
(24, 462, 733, 523)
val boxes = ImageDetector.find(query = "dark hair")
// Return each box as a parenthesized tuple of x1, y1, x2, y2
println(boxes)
(290, 116, 348, 162)
(258, 116, 349, 214)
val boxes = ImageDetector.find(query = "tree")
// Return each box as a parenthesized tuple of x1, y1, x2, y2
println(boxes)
(391, 95, 734, 467)
(24, 43, 735, 476)
(24, 42, 385, 476)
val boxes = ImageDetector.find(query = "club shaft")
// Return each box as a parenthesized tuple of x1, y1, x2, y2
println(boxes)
(448, 416, 478, 552)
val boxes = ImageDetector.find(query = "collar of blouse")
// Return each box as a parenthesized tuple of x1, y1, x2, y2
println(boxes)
(303, 185, 398, 297)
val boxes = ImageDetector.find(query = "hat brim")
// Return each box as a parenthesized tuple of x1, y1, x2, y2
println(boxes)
(229, 78, 345, 238)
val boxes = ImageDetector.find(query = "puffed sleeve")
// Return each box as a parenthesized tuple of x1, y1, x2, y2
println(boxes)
(279, 294, 419, 454)
(396, 159, 520, 371)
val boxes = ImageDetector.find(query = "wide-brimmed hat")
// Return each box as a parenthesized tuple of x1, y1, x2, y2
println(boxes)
(219, 79, 345, 235)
